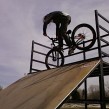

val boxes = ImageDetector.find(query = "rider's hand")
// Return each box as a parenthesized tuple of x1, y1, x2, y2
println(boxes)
(43, 33, 47, 36)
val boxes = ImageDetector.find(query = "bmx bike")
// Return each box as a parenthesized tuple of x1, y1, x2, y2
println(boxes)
(45, 23, 96, 69)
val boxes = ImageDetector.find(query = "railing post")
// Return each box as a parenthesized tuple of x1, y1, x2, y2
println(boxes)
(83, 41, 86, 61)
(29, 40, 34, 74)
(95, 10, 106, 109)
(83, 41, 87, 109)
(95, 10, 102, 58)
(84, 79, 87, 109)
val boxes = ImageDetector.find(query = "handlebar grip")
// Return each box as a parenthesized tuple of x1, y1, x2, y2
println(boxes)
(46, 36, 57, 41)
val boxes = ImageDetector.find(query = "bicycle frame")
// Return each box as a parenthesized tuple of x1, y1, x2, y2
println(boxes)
(47, 34, 84, 51)
(46, 36, 58, 48)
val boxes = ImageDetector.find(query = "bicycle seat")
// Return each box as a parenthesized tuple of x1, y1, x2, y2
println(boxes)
(66, 30, 72, 34)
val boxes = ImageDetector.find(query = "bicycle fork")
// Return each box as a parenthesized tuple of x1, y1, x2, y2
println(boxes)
(51, 51, 60, 66)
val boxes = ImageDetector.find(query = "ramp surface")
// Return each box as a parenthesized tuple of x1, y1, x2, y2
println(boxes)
(0, 59, 100, 109)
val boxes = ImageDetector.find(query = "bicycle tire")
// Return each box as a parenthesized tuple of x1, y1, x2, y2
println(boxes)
(72, 23, 96, 51)
(45, 48, 64, 69)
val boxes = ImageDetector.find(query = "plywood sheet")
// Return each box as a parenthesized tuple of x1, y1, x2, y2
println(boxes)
(0, 59, 100, 109)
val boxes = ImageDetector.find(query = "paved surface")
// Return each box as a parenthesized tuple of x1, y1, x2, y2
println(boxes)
(0, 59, 100, 109)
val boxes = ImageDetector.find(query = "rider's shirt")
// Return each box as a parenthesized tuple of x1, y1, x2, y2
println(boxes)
(43, 11, 71, 24)
(43, 11, 72, 49)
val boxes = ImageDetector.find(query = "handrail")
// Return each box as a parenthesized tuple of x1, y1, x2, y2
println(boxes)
(33, 40, 51, 49)
(99, 25, 109, 34)
(98, 12, 109, 24)
(100, 38, 109, 45)
(29, 10, 109, 74)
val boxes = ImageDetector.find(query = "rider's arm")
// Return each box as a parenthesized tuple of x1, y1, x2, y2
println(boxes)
(43, 13, 53, 36)
(43, 19, 52, 36)
(43, 22, 47, 36)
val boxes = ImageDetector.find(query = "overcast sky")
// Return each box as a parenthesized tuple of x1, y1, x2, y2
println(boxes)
(0, 0, 109, 88)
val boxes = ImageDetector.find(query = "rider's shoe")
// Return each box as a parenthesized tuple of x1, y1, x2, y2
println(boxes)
(68, 46, 76, 55)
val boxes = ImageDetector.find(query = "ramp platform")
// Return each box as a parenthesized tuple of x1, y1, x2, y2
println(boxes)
(0, 59, 100, 109)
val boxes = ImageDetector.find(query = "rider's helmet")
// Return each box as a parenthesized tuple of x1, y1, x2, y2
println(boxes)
(67, 15, 71, 24)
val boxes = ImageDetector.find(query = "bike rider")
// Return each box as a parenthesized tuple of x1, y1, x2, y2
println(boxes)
(43, 11, 75, 54)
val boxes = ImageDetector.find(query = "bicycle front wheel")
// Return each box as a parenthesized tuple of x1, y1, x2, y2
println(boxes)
(45, 48, 64, 69)
(72, 23, 96, 51)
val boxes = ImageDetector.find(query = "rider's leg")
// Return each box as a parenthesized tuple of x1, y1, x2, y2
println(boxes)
(60, 23, 76, 54)
(57, 35, 63, 49)
(56, 28, 63, 49)
(63, 34, 72, 47)
(60, 23, 72, 47)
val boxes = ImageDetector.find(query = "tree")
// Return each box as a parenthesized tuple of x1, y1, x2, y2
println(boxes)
(88, 85, 100, 99)
(0, 86, 3, 91)
(71, 90, 80, 100)
(105, 82, 109, 99)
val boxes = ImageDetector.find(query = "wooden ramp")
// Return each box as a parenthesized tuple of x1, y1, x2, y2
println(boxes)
(0, 59, 100, 109)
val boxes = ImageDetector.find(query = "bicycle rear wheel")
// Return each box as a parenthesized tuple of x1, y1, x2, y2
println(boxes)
(72, 23, 96, 51)
(45, 48, 64, 69)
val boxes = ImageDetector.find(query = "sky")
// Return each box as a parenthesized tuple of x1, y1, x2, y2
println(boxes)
(0, 0, 109, 88)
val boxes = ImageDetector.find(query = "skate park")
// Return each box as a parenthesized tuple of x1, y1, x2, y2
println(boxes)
(0, 10, 109, 109)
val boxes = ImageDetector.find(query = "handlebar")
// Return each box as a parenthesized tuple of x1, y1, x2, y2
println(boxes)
(46, 35, 58, 42)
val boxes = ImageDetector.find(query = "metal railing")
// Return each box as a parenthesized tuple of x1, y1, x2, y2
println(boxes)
(29, 10, 109, 74)
(95, 10, 109, 58)
(29, 40, 51, 73)
(94, 10, 109, 109)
